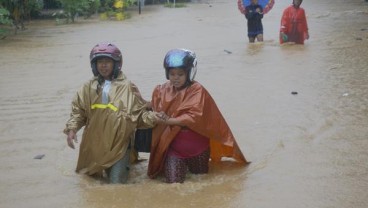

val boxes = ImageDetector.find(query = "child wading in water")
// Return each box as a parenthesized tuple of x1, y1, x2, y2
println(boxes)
(245, 0, 264, 43)
(64, 42, 159, 184)
(146, 49, 248, 183)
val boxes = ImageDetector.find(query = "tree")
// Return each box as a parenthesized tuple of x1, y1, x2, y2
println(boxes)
(57, 0, 90, 23)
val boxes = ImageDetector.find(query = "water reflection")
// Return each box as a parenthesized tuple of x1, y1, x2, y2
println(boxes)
(79, 161, 248, 208)
(246, 42, 264, 56)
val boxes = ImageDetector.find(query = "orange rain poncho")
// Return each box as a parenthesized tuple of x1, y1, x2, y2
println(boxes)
(147, 81, 248, 179)
(64, 72, 156, 177)
(280, 5, 309, 44)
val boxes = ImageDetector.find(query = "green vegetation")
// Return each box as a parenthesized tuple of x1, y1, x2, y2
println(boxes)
(0, 0, 193, 39)
(164, 0, 190, 8)
(0, 7, 12, 39)
(0, 0, 44, 38)
(164, 2, 186, 8)
(99, 0, 135, 21)
(57, 0, 91, 23)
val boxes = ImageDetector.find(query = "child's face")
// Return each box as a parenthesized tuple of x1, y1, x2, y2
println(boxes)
(168, 68, 187, 90)
(97, 57, 114, 80)
(251, 0, 258, 4)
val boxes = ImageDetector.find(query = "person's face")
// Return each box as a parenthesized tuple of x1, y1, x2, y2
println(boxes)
(168, 68, 187, 90)
(251, 0, 258, 5)
(293, 0, 302, 7)
(97, 57, 114, 80)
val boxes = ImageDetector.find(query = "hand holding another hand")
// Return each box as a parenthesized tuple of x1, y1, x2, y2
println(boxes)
(154, 111, 169, 124)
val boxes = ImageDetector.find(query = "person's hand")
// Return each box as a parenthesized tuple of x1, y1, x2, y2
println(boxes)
(145, 101, 152, 109)
(256, 8, 261, 13)
(305, 32, 310, 40)
(67, 130, 78, 149)
(280, 32, 288, 42)
(154, 111, 169, 124)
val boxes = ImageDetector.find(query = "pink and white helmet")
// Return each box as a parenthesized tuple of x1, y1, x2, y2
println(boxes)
(90, 42, 123, 78)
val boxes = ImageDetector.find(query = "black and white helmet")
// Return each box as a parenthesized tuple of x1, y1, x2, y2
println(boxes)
(163, 48, 197, 82)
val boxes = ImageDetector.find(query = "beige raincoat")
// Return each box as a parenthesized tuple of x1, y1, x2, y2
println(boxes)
(64, 72, 155, 176)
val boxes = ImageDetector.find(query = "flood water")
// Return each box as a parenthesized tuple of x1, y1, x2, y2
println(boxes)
(0, 0, 367, 207)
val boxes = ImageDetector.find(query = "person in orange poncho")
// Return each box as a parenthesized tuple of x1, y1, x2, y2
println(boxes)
(280, 0, 309, 44)
(146, 49, 248, 183)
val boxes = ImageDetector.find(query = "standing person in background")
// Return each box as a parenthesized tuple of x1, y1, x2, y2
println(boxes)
(64, 42, 159, 184)
(245, 0, 264, 43)
(280, 0, 309, 44)
(146, 48, 248, 183)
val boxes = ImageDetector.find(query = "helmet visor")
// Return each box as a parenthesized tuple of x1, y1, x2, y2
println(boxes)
(92, 53, 119, 62)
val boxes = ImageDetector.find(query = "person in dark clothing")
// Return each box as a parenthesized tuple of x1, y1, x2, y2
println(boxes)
(245, 0, 264, 43)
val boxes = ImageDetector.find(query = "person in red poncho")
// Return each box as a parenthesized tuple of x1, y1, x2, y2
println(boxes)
(280, 0, 309, 44)
(146, 49, 248, 183)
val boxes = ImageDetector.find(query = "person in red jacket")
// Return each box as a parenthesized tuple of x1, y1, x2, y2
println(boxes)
(280, 0, 309, 44)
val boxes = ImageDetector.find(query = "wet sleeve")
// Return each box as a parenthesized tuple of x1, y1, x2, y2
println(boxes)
(257, 6, 264, 19)
(280, 8, 289, 33)
(129, 82, 156, 129)
(301, 9, 309, 37)
(237, 0, 246, 14)
(63, 87, 87, 134)
(137, 111, 156, 128)
(151, 85, 162, 112)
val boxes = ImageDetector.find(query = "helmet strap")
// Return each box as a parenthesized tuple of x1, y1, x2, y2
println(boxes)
(113, 62, 120, 79)
(91, 62, 98, 76)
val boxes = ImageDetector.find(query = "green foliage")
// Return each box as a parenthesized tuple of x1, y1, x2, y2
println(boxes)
(124, 0, 137, 7)
(53, 0, 101, 23)
(0, 7, 12, 39)
(28, 0, 44, 17)
(99, 0, 113, 13)
(164, 2, 186, 8)
(57, 0, 91, 22)
(99, 0, 135, 21)
(44, 0, 62, 9)
(82, 0, 101, 18)
(164, 0, 189, 8)
(0, 7, 12, 24)
(1, 0, 44, 19)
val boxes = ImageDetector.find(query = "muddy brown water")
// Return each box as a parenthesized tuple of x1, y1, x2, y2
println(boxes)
(0, 0, 367, 207)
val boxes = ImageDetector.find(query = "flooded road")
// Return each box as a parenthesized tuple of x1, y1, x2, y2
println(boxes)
(0, 0, 367, 207)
